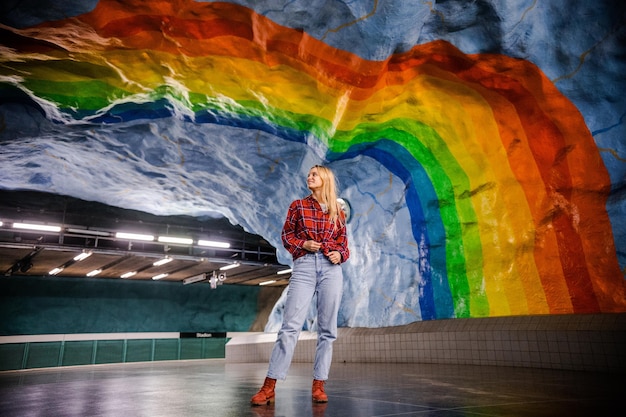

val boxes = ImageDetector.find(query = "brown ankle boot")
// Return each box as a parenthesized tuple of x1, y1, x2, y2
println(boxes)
(312, 379, 328, 403)
(251, 377, 276, 406)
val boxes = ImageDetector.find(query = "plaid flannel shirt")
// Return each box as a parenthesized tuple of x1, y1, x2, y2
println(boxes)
(281, 195, 349, 262)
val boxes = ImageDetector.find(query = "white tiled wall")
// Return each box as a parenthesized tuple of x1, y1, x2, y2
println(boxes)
(226, 313, 626, 373)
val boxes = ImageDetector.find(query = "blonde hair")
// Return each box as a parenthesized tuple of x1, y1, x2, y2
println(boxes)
(311, 165, 344, 227)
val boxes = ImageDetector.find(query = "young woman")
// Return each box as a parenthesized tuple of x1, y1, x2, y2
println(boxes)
(251, 165, 350, 405)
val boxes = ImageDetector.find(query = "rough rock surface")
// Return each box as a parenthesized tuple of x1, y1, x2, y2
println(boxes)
(0, 0, 624, 328)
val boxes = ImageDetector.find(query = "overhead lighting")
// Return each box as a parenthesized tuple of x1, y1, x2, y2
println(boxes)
(67, 228, 111, 237)
(183, 273, 207, 285)
(158, 236, 193, 245)
(115, 232, 154, 241)
(219, 263, 240, 271)
(153, 257, 173, 266)
(73, 251, 92, 261)
(13, 222, 61, 232)
(49, 267, 64, 275)
(259, 280, 276, 286)
(152, 273, 168, 280)
(120, 271, 137, 279)
(197, 239, 230, 248)
(277, 268, 292, 275)
(86, 269, 102, 277)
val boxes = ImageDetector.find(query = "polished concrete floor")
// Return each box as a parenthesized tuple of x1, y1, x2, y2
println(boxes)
(0, 359, 622, 417)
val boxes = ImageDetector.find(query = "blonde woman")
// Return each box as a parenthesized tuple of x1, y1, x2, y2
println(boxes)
(251, 165, 350, 405)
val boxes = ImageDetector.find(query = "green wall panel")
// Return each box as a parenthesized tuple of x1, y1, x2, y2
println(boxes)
(125, 339, 154, 363)
(0, 338, 229, 370)
(62, 341, 94, 366)
(180, 339, 203, 360)
(25, 342, 61, 368)
(153, 339, 179, 361)
(0, 275, 261, 335)
(95, 340, 125, 364)
(202, 338, 227, 358)
(0, 343, 26, 370)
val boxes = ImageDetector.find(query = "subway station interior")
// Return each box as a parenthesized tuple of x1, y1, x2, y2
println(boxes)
(1, 1, 625, 416)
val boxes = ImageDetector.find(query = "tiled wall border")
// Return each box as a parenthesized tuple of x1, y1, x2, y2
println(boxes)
(226, 313, 626, 373)
(0, 334, 228, 371)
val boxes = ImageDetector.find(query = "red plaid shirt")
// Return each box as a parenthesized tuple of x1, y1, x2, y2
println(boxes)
(281, 195, 350, 262)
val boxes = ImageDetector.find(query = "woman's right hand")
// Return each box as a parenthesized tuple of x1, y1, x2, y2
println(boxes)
(303, 240, 322, 252)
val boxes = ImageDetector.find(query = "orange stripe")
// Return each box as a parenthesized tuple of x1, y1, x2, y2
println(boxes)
(35, 0, 623, 312)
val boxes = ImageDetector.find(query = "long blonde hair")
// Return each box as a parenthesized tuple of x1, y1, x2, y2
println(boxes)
(312, 165, 343, 226)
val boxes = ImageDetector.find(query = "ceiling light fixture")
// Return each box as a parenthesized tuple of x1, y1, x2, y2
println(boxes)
(197, 239, 230, 248)
(86, 269, 102, 277)
(120, 271, 137, 279)
(182, 273, 207, 285)
(73, 251, 92, 261)
(66, 228, 111, 237)
(259, 280, 276, 286)
(157, 236, 193, 245)
(115, 232, 154, 241)
(219, 262, 240, 271)
(6, 247, 43, 275)
(13, 222, 62, 232)
(153, 257, 173, 266)
(152, 273, 168, 280)
(277, 268, 292, 275)
(49, 267, 64, 275)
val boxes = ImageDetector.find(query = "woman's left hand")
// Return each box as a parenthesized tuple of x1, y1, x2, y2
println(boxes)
(327, 251, 341, 264)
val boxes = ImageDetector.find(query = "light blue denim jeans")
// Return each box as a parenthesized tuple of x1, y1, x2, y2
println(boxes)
(267, 252, 344, 381)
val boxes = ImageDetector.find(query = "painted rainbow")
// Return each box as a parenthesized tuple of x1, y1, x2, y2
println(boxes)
(1, 0, 623, 319)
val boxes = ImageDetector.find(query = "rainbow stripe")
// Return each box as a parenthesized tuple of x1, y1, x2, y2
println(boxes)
(1, 0, 624, 318)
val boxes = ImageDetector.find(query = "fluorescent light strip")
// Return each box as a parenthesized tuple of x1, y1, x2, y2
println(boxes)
(67, 228, 111, 237)
(219, 263, 240, 271)
(197, 239, 230, 248)
(13, 222, 62, 232)
(152, 273, 168, 280)
(86, 269, 102, 277)
(277, 268, 292, 275)
(49, 267, 64, 275)
(259, 280, 276, 286)
(153, 257, 173, 266)
(73, 252, 92, 261)
(120, 271, 137, 279)
(183, 274, 207, 285)
(115, 232, 154, 241)
(158, 236, 193, 245)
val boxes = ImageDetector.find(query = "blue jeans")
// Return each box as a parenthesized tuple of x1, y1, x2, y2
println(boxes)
(267, 252, 344, 381)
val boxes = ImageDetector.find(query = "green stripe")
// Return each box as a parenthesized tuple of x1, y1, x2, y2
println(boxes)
(331, 120, 488, 317)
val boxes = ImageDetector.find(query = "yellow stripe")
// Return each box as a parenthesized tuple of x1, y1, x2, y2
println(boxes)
(332, 73, 548, 315)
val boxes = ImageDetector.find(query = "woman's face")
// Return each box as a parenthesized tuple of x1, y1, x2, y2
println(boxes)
(307, 167, 323, 191)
